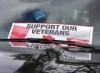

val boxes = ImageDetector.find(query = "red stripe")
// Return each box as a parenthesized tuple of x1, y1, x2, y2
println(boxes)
(67, 38, 89, 48)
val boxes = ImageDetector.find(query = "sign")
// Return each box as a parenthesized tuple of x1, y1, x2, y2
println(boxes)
(8, 23, 93, 60)
(8, 23, 93, 47)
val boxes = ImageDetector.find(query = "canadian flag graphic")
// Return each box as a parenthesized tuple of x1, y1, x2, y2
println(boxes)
(9, 25, 30, 47)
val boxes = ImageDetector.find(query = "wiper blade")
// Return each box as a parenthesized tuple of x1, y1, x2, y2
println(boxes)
(0, 38, 75, 44)
(0, 38, 92, 47)
(0, 38, 93, 47)
(0, 38, 99, 53)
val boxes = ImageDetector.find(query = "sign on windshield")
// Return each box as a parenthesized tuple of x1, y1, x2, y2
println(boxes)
(8, 23, 93, 47)
(8, 23, 93, 61)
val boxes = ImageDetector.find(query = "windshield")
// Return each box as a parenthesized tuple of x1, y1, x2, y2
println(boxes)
(0, 0, 99, 46)
(0, 0, 100, 73)
(0, 0, 99, 58)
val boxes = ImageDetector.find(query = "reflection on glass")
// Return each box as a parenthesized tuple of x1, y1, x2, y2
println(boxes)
(11, 54, 33, 61)
(11, 49, 99, 73)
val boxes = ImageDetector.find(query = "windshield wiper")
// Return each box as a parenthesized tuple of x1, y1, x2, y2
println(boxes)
(0, 38, 100, 53)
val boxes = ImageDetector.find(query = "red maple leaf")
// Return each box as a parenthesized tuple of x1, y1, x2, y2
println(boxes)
(43, 35, 55, 40)
(43, 35, 61, 46)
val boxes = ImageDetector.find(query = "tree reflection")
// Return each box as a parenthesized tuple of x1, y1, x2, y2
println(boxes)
(12, 48, 98, 73)
(12, 48, 60, 73)
(11, 54, 33, 61)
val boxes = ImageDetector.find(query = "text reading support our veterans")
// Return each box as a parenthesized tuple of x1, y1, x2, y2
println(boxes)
(27, 24, 77, 36)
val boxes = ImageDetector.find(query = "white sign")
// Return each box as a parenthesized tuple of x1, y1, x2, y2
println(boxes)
(8, 23, 93, 60)
(8, 23, 93, 47)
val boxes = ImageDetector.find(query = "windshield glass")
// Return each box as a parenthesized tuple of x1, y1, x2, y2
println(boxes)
(0, 0, 100, 73)
(0, 0, 99, 46)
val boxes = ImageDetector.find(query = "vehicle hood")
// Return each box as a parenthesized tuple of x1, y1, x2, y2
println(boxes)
(0, 52, 32, 73)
